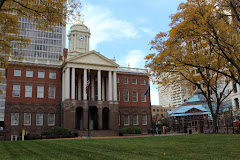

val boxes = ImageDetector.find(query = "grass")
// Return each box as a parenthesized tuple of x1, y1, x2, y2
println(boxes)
(0, 134, 239, 160)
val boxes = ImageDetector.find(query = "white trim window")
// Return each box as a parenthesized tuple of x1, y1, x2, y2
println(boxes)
(48, 113, 55, 126)
(133, 115, 139, 125)
(48, 86, 56, 99)
(24, 113, 31, 125)
(142, 115, 147, 125)
(11, 113, 19, 126)
(133, 91, 138, 102)
(124, 115, 129, 126)
(25, 85, 32, 97)
(123, 91, 129, 102)
(38, 71, 45, 78)
(36, 113, 43, 126)
(26, 70, 33, 77)
(140, 79, 146, 85)
(123, 78, 128, 84)
(12, 85, 20, 97)
(49, 72, 56, 79)
(117, 77, 119, 83)
(117, 91, 120, 101)
(37, 86, 44, 98)
(14, 69, 21, 76)
(141, 92, 146, 102)
(132, 78, 137, 84)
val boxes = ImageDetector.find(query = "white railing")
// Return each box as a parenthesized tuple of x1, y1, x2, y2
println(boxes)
(117, 67, 148, 74)
(10, 57, 62, 66)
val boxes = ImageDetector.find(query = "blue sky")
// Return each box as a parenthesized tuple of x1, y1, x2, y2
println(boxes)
(66, 0, 186, 105)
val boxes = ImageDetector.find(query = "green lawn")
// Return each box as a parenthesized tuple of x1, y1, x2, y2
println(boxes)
(0, 134, 239, 160)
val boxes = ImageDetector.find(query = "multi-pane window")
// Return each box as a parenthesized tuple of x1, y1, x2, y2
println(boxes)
(133, 115, 138, 125)
(11, 113, 19, 126)
(157, 109, 159, 112)
(140, 79, 145, 85)
(123, 91, 129, 102)
(132, 79, 137, 84)
(123, 78, 128, 84)
(48, 86, 56, 99)
(49, 72, 56, 79)
(48, 113, 55, 126)
(124, 115, 129, 126)
(25, 85, 32, 97)
(133, 91, 138, 102)
(141, 92, 146, 102)
(14, 69, 21, 76)
(24, 113, 31, 125)
(117, 77, 119, 83)
(153, 109, 155, 112)
(37, 86, 44, 98)
(36, 113, 43, 126)
(234, 98, 239, 109)
(142, 115, 147, 125)
(38, 71, 45, 78)
(12, 85, 20, 97)
(117, 91, 120, 101)
(26, 70, 33, 77)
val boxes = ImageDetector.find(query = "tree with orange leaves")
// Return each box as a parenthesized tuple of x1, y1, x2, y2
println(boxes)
(145, 0, 239, 133)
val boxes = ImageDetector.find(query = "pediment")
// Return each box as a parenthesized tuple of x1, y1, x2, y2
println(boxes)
(185, 108, 204, 113)
(66, 50, 119, 67)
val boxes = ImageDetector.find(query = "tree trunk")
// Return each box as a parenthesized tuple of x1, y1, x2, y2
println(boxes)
(212, 114, 218, 133)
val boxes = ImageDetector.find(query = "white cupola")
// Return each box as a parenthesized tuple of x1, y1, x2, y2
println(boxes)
(67, 14, 91, 58)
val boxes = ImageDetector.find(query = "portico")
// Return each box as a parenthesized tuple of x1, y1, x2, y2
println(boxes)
(61, 51, 119, 136)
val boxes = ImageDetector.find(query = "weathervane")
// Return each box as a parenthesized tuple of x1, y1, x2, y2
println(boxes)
(76, 12, 84, 24)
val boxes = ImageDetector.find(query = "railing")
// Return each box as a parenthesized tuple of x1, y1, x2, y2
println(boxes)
(9, 57, 62, 66)
(117, 67, 148, 74)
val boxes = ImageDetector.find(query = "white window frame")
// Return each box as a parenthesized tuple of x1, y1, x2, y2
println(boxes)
(124, 115, 129, 126)
(26, 70, 33, 77)
(123, 78, 128, 84)
(133, 91, 138, 102)
(132, 79, 137, 85)
(142, 115, 147, 125)
(48, 113, 55, 126)
(48, 86, 56, 99)
(141, 92, 146, 102)
(123, 91, 129, 102)
(11, 113, 19, 126)
(24, 113, 31, 126)
(38, 71, 45, 78)
(25, 85, 32, 98)
(36, 113, 43, 126)
(14, 69, 21, 77)
(117, 77, 119, 83)
(117, 91, 120, 101)
(12, 85, 20, 97)
(37, 86, 44, 98)
(133, 115, 139, 125)
(49, 72, 56, 79)
(141, 79, 146, 85)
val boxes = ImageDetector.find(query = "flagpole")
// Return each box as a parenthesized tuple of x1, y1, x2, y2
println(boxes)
(87, 68, 91, 139)
(149, 83, 154, 136)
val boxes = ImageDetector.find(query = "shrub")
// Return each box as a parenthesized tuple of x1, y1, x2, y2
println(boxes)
(122, 127, 142, 134)
(41, 127, 71, 136)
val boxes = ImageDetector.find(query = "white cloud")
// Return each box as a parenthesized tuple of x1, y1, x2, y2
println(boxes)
(117, 50, 146, 68)
(82, 4, 139, 50)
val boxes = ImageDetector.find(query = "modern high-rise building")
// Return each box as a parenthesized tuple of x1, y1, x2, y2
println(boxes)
(12, 16, 66, 60)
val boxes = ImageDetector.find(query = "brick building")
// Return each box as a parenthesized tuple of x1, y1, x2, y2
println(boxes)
(3, 19, 151, 140)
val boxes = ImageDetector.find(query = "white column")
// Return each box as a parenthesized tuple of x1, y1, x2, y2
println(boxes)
(78, 74, 82, 100)
(62, 71, 65, 101)
(108, 71, 112, 101)
(113, 71, 117, 101)
(83, 69, 87, 100)
(72, 34, 74, 51)
(106, 77, 109, 101)
(91, 75, 95, 100)
(75, 34, 77, 51)
(65, 68, 70, 99)
(102, 76, 105, 101)
(98, 70, 101, 101)
(71, 68, 75, 100)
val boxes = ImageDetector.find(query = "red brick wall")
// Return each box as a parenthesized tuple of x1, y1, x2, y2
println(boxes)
(6, 64, 61, 104)
(117, 73, 150, 107)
